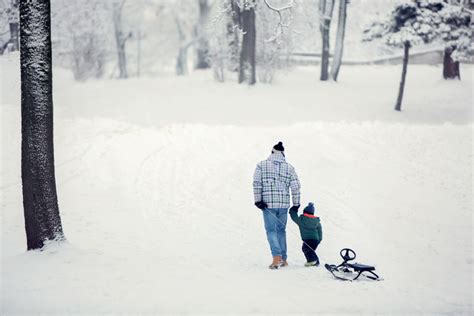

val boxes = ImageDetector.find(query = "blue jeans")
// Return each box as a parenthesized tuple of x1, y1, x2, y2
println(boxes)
(262, 208, 288, 260)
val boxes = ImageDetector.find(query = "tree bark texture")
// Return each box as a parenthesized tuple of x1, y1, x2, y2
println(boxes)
(330, 0, 347, 81)
(227, 0, 241, 72)
(238, 2, 256, 85)
(443, 47, 460, 80)
(395, 42, 410, 111)
(20, 0, 65, 250)
(319, 0, 335, 81)
(195, 0, 210, 69)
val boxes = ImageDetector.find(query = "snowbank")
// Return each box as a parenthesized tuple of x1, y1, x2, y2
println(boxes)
(1, 55, 472, 314)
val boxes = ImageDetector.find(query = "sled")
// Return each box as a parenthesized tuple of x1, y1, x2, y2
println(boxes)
(324, 248, 382, 281)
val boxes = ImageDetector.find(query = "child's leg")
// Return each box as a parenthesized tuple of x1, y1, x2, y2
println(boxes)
(313, 241, 320, 264)
(302, 240, 317, 262)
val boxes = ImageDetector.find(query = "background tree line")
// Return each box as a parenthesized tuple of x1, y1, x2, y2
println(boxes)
(10, 0, 473, 249)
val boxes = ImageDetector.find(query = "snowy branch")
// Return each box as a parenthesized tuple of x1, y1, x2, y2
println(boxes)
(263, 0, 295, 43)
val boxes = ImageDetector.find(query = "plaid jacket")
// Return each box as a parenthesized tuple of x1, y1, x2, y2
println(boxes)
(253, 152, 301, 209)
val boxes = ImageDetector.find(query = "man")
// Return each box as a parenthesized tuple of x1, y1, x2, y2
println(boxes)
(253, 141, 301, 269)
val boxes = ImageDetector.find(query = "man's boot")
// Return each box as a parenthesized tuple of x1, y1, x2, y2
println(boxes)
(269, 256, 282, 269)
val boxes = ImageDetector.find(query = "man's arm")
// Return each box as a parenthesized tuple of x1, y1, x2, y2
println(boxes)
(290, 166, 301, 206)
(253, 164, 263, 203)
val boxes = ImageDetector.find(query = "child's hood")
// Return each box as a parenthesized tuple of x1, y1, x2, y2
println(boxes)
(300, 213, 321, 226)
(302, 213, 321, 221)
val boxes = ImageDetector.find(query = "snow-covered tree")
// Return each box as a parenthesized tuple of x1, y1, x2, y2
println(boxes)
(208, 0, 294, 84)
(172, 0, 198, 76)
(438, 2, 472, 79)
(195, 0, 211, 69)
(363, 0, 453, 111)
(330, 0, 348, 81)
(207, 0, 240, 81)
(319, 0, 335, 81)
(256, 7, 281, 83)
(3, 0, 19, 52)
(257, 0, 294, 83)
(175, 14, 191, 75)
(51, 0, 111, 81)
(237, 0, 257, 85)
(20, 0, 65, 250)
(112, 0, 132, 79)
(0, 2, 9, 54)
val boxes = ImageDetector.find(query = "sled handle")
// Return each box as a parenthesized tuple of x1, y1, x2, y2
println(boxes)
(340, 248, 356, 262)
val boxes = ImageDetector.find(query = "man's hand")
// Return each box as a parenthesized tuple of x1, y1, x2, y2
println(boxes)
(255, 201, 268, 210)
(289, 205, 300, 212)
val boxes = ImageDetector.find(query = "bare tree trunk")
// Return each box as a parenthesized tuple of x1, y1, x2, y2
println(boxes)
(319, 0, 335, 81)
(195, 0, 210, 69)
(10, 22, 19, 51)
(395, 42, 410, 111)
(238, 1, 256, 85)
(7, 1, 19, 51)
(113, 1, 128, 79)
(227, 0, 241, 72)
(330, 0, 347, 81)
(443, 46, 460, 80)
(176, 48, 188, 76)
(20, 0, 65, 250)
(175, 16, 189, 76)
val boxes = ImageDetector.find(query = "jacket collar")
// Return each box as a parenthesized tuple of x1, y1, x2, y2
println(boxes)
(303, 213, 317, 218)
(268, 152, 286, 163)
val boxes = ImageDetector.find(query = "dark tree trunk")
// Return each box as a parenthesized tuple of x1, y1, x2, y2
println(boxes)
(443, 47, 460, 80)
(330, 0, 347, 81)
(20, 0, 65, 250)
(395, 42, 410, 111)
(227, 0, 241, 72)
(238, 3, 256, 85)
(195, 0, 210, 69)
(9, 22, 20, 51)
(117, 43, 127, 78)
(319, 0, 335, 81)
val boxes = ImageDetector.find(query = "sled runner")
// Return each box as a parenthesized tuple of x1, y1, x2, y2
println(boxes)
(324, 248, 381, 281)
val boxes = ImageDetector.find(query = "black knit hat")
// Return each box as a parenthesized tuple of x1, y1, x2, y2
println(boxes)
(273, 141, 284, 152)
(303, 202, 315, 215)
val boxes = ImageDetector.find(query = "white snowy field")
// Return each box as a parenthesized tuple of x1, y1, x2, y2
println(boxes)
(1, 54, 473, 315)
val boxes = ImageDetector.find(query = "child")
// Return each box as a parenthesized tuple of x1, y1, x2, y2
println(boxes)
(289, 202, 323, 267)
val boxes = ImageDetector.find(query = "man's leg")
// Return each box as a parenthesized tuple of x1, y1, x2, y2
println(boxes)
(275, 208, 288, 261)
(262, 209, 282, 258)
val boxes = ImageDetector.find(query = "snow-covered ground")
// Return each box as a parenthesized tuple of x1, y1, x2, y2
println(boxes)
(1, 54, 473, 314)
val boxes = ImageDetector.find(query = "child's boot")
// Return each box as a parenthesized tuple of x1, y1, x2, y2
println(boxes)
(304, 261, 318, 267)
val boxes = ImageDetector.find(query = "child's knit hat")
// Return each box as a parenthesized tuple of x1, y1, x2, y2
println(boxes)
(303, 202, 315, 215)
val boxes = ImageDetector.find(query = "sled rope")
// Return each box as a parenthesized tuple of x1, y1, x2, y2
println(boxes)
(265, 210, 318, 252)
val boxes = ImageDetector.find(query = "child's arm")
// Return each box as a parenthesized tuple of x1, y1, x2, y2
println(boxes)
(317, 222, 323, 242)
(289, 209, 301, 225)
